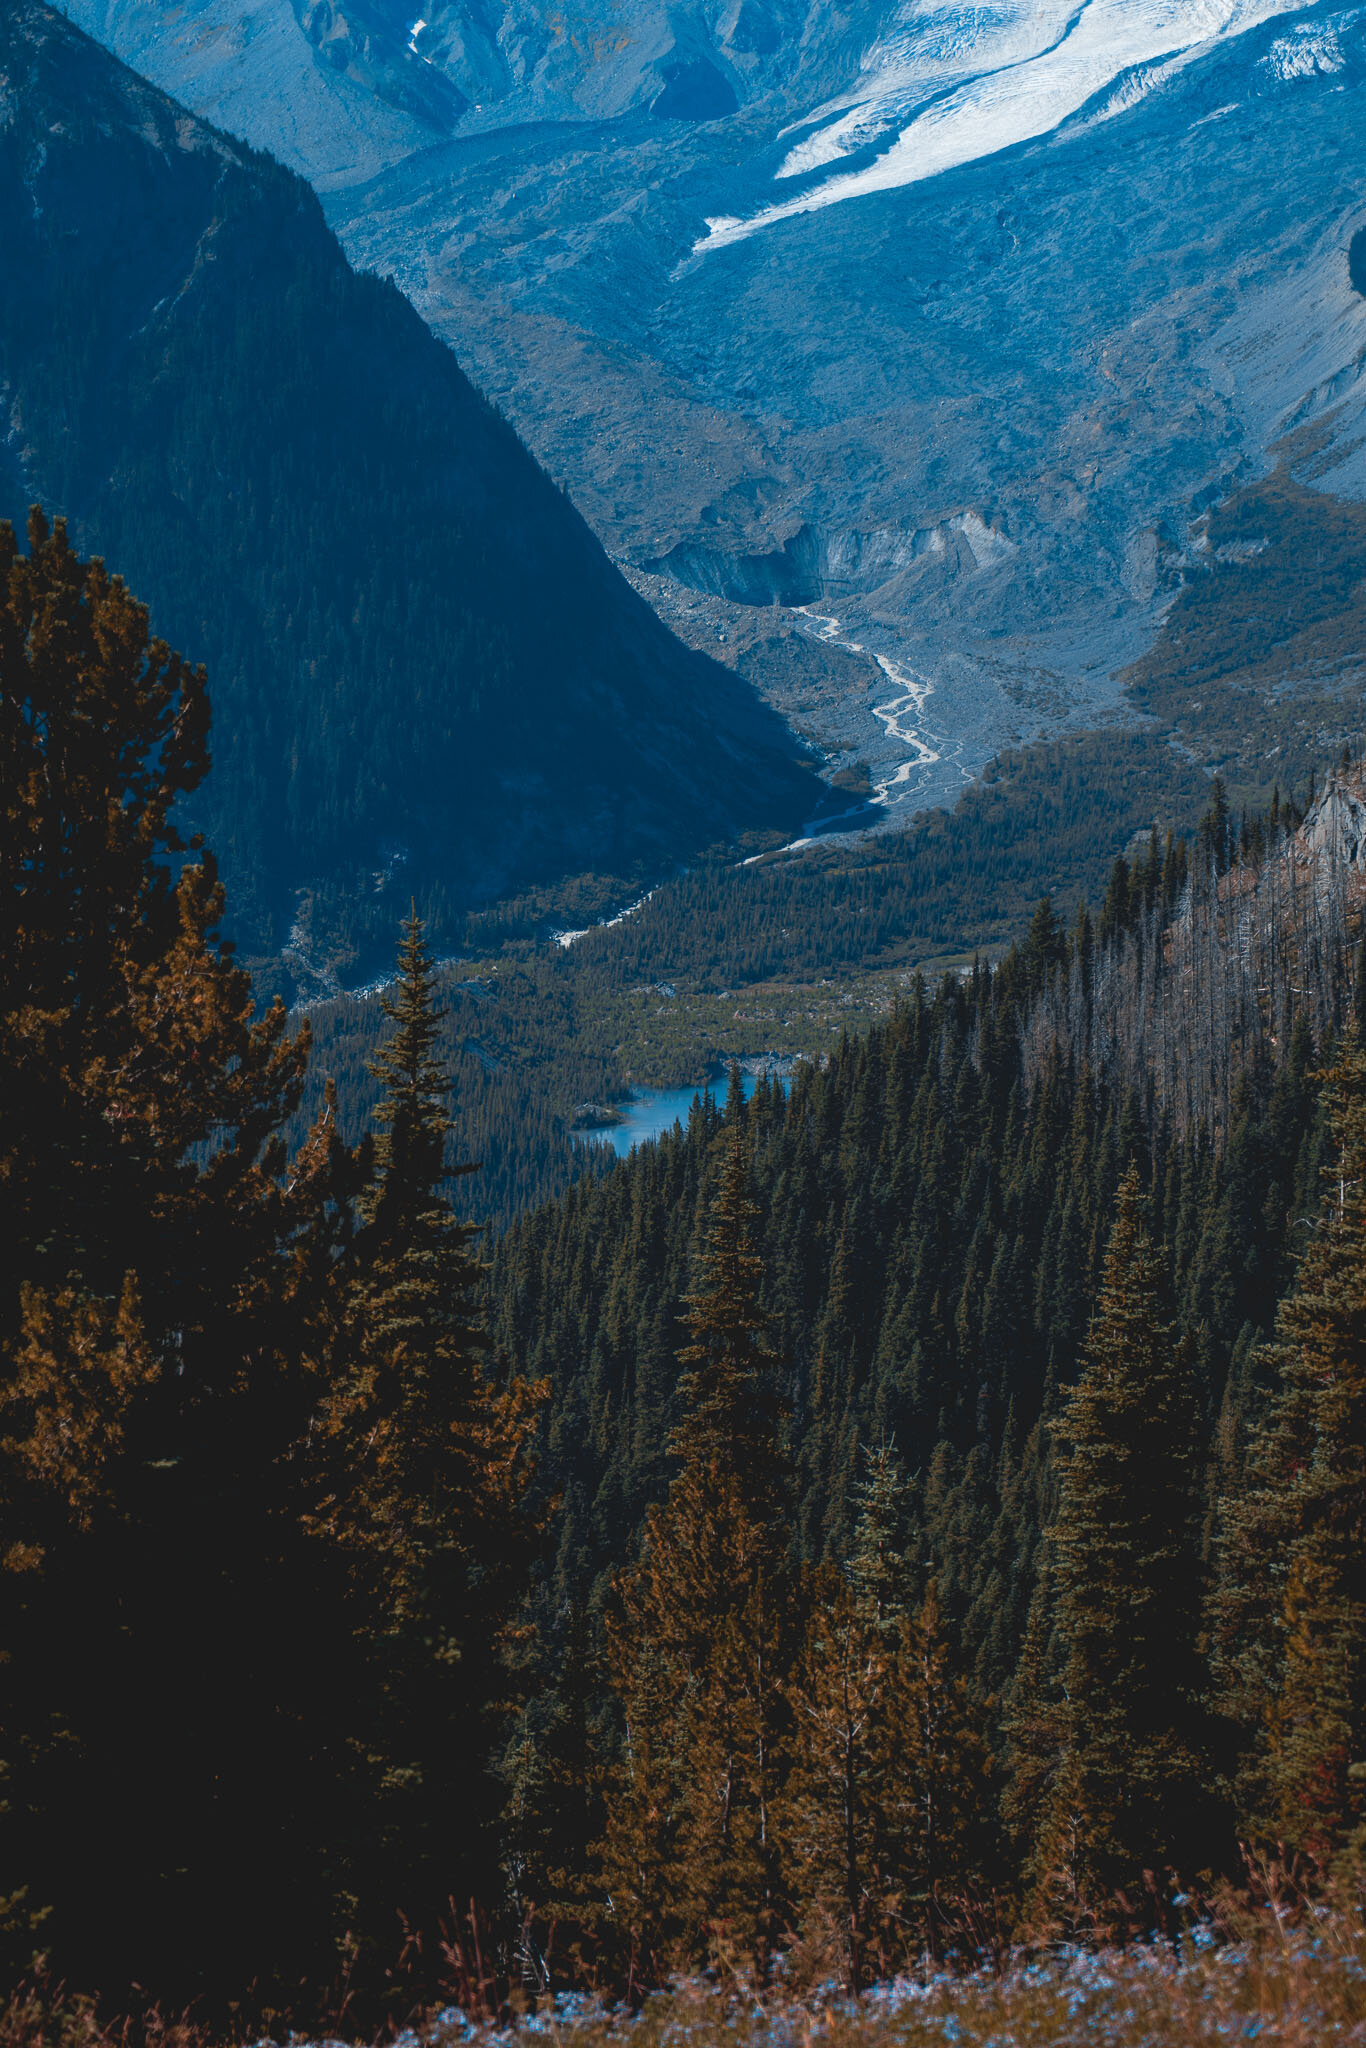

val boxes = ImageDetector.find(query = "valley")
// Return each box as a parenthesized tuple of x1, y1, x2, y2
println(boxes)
(58, 0, 1366, 841)
(12, 0, 1366, 2028)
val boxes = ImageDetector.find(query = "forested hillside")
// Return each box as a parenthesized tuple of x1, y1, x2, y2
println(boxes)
(491, 802, 1341, 1634)
(489, 780, 1366, 1963)
(0, 2, 817, 974)
(10, 521, 1366, 2036)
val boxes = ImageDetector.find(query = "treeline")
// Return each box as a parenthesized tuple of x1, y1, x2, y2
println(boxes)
(1023, 772, 1356, 1141)
(301, 964, 624, 1231)
(565, 727, 1214, 989)
(293, 727, 1228, 1231)
(493, 811, 1334, 1627)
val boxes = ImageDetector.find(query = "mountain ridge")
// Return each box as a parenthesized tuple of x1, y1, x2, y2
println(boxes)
(1, 0, 821, 976)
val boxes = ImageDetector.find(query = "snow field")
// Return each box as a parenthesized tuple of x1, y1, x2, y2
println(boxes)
(697, 0, 1315, 253)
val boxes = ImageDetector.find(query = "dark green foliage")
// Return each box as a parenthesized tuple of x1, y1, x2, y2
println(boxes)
(567, 730, 1213, 989)
(490, 860, 1328, 1700)
(307, 912, 542, 1972)
(1212, 1034, 1366, 1864)
(599, 1121, 793, 1976)
(490, 796, 1366, 1945)
(288, 744, 1219, 1241)
(1021, 1169, 1212, 1919)
(0, 512, 348, 2006)
(0, 518, 540, 2021)
(299, 959, 626, 1233)
(786, 1451, 992, 1987)
(846, 1444, 913, 1634)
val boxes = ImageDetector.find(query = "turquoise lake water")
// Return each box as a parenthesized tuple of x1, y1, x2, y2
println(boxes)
(578, 1071, 780, 1158)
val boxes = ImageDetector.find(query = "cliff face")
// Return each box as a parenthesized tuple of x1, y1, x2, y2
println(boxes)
(1300, 773, 1366, 879)
(0, 3, 819, 971)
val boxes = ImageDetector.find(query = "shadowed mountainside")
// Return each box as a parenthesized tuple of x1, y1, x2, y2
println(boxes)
(0, 2, 821, 975)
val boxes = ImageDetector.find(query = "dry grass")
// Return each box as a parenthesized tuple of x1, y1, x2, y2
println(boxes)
(409, 1910, 1366, 2048)
(10, 1907, 1366, 2048)
(0, 1979, 214, 2048)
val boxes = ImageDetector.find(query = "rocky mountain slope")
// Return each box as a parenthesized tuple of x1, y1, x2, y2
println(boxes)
(59, 0, 1366, 816)
(0, 2, 820, 977)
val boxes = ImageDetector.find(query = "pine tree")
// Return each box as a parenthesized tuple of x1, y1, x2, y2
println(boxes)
(672, 1118, 786, 1521)
(1212, 1033, 1366, 1863)
(785, 1449, 910, 1989)
(309, 909, 541, 1959)
(501, 1588, 607, 1967)
(1030, 1166, 1210, 1920)
(784, 1569, 885, 1991)
(1200, 776, 1232, 877)
(0, 512, 351, 2005)
(847, 1441, 912, 1634)
(1002, 1533, 1067, 1880)
(599, 1116, 793, 1980)
(894, 1579, 993, 1959)
(786, 1450, 990, 1986)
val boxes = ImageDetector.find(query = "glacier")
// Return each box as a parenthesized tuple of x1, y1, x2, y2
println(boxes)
(699, 0, 1316, 253)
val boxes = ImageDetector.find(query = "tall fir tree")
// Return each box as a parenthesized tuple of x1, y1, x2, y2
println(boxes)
(786, 1448, 990, 1985)
(0, 511, 351, 2007)
(600, 1114, 793, 1981)
(1212, 1032, 1366, 1864)
(847, 1441, 913, 1635)
(894, 1579, 994, 1958)
(784, 1568, 888, 1991)
(308, 910, 542, 1967)
(1027, 1165, 1211, 1920)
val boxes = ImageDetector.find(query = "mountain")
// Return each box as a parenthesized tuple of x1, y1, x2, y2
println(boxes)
(0, 1, 821, 976)
(59, 0, 1366, 819)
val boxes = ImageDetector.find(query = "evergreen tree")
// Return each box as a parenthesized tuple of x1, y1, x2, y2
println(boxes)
(1213, 1033, 1366, 1863)
(847, 1441, 913, 1633)
(784, 1569, 887, 1991)
(1029, 1166, 1210, 1920)
(0, 511, 349, 2006)
(308, 910, 541, 1962)
(672, 1118, 787, 1521)
(786, 1450, 990, 1986)
(600, 1117, 793, 1979)
(894, 1579, 993, 1958)
(501, 1588, 608, 1972)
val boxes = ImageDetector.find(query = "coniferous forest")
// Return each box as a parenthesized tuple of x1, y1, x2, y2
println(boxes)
(10, 509, 1366, 2048)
